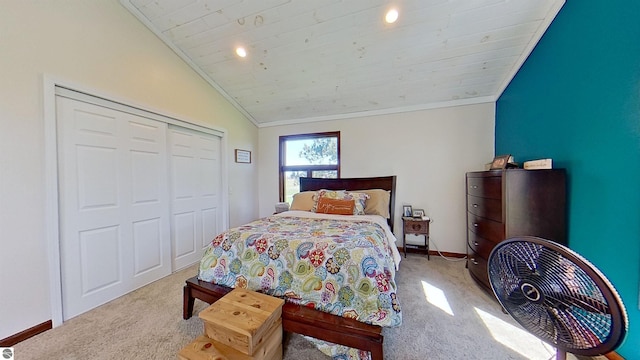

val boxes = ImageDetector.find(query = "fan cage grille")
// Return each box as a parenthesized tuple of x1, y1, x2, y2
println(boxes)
(488, 238, 627, 356)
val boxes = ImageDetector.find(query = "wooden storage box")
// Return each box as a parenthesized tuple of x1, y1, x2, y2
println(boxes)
(198, 288, 285, 356)
(178, 330, 283, 360)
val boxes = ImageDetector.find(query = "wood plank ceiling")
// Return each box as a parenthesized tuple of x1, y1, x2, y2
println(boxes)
(121, 0, 565, 127)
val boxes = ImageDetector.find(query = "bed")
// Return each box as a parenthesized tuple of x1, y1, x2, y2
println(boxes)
(183, 176, 400, 360)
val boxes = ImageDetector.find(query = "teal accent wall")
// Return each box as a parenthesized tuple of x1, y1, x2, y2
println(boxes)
(496, 1, 640, 357)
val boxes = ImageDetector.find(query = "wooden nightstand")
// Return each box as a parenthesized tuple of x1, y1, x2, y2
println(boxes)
(402, 217, 430, 260)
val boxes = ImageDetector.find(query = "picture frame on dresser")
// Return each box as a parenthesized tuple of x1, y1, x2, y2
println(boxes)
(490, 154, 511, 169)
(412, 209, 424, 218)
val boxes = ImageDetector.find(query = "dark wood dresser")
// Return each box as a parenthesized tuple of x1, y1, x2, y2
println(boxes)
(466, 169, 567, 293)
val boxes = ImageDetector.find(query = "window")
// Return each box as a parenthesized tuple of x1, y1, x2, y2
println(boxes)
(279, 132, 340, 203)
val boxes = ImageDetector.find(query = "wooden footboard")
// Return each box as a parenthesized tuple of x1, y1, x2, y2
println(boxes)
(183, 276, 384, 360)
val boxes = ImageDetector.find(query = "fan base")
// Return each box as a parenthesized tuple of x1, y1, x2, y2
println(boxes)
(556, 349, 566, 360)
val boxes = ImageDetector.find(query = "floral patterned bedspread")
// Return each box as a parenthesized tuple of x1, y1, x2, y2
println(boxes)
(198, 212, 402, 329)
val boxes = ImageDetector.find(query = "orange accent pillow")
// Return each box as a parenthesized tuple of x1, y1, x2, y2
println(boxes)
(315, 197, 356, 215)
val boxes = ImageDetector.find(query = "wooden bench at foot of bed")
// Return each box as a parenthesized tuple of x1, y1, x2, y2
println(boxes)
(183, 276, 384, 360)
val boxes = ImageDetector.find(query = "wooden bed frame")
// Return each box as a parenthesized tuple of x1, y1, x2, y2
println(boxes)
(183, 176, 397, 360)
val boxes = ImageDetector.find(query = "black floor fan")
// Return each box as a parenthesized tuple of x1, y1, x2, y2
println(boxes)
(487, 236, 628, 360)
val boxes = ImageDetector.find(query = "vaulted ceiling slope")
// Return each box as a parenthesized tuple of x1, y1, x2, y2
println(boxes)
(121, 0, 564, 127)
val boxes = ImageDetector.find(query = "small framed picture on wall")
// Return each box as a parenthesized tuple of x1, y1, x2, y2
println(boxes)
(235, 149, 251, 163)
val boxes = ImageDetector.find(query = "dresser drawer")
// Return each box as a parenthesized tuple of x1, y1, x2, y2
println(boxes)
(466, 175, 502, 199)
(403, 219, 429, 234)
(467, 213, 504, 242)
(467, 231, 498, 259)
(467, 248, 489, 286)
(467, 195, 502, 222)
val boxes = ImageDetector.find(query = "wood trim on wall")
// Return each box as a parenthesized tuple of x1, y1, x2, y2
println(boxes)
(0, 320, 52, 347)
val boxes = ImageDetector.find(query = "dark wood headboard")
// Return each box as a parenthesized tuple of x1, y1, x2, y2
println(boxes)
(299, 176, 397, 229)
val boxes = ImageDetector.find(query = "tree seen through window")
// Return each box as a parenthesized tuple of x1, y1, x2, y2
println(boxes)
(279, 132, 340, 204)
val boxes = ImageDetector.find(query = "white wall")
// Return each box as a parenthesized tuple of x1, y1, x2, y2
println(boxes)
(258, 103, 495, 254)
(0, 1, 257, 339)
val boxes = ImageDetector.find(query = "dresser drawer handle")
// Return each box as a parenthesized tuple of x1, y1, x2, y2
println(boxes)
(472, 204, 478, 208)
(470, 258, 478, 265)
(474, 241, 479, 246)
(470, 185, 478, 189)
(473, 223, 478, 227)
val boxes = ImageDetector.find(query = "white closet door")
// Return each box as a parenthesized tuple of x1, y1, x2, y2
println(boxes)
(127, 113, 171, 288)
(57, 97, 171, 320)
(169, 126, 222, 270)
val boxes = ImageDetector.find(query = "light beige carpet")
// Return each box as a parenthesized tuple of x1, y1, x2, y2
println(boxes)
(13, 255, 606, 359)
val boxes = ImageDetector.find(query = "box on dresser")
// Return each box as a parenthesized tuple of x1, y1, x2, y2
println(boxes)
(465, 169, 566, 293)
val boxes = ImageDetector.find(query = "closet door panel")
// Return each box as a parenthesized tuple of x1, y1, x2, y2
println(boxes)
(58, 98, 128, 320)
(125, 114, 171, 285)
(173, 211, 197, 258)
(169, 126, 222, 270)
(132, 218, 164, 275)
(57, 97, 170, 320)
(198, 135, 222, 249)
(78, 226, 121, 294)
(202, 208, 219, 250)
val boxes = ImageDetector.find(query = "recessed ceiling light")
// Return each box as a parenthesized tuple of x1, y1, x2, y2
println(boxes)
(235, 47, 247, 58)
(385, 8, 398, 24)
